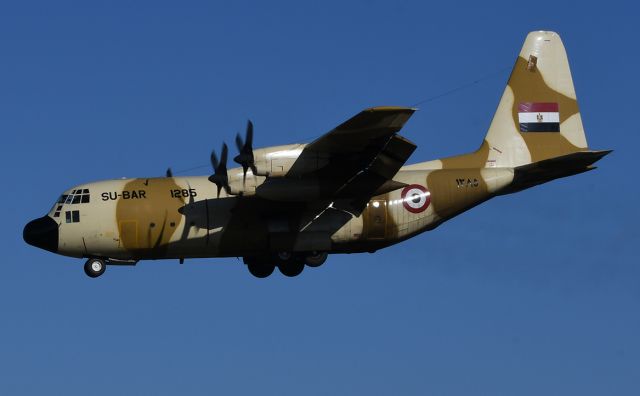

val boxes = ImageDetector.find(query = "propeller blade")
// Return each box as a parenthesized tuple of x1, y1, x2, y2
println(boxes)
(242, 165, 248, 185)
(207, 174, 228, 198)
(233, 120, 256, 185)
(244, 120, 253, 150)
(210, 150, 219, 169)
(208, 143, 230, 197)
(166, 168, 173, 177)
(235, 132, 244, 153)
(220, 143, 228, 171)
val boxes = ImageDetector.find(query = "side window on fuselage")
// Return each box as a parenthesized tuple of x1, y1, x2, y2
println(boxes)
(65, 210, 80, 223)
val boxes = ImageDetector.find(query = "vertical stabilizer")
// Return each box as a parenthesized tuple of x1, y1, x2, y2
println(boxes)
(484, 31, 588, 168)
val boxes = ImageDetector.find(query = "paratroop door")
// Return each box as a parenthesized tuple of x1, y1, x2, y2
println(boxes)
(367, 200, 386, 239)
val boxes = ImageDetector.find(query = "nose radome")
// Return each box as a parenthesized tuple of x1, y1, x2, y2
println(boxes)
(23, 216, 59, 253)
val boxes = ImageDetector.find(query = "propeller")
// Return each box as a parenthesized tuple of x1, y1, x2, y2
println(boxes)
(208, 143, 230, 197)
(234, 120, 258, 184)
(166, 168, 173, 177)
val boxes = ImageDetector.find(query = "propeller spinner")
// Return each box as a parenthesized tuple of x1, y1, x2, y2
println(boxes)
(208, 143, 231, 197)
(234, 120, 258, 183)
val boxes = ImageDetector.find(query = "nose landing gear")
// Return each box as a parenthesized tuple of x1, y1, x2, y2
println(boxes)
(82, 258, 138, 278)
(84, 258, 106, 278)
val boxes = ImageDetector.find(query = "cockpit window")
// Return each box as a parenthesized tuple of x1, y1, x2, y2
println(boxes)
(53, 189, 90, 217)
(64, 189, 90, 205)
(77, 190, 90, 203)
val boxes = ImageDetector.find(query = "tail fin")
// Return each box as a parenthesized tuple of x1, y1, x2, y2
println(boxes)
(484, 31, 589, 168)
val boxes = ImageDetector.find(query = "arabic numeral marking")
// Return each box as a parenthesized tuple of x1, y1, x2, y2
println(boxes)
(170, 188, 197, 198)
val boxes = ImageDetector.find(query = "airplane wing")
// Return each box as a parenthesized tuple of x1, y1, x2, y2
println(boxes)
(295, 106, 416, 156)
(287, 106, 417, 215)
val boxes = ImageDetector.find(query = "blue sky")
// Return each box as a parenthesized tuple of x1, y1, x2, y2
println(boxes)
(1, 1, 639, 394)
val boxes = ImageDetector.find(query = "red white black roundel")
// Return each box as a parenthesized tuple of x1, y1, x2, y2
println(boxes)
(401, 184, 431, 213)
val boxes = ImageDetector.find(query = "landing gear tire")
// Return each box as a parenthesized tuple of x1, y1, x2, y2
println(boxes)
(247, 262, 275, 278)
(278, 257, 305, 277)
(84, 258, 106, 278)
(244, 256, 275, 279)
(304, 251, 328, 267)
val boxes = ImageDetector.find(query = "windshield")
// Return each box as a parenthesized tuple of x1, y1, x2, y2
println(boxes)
(50, 189, 91, 218)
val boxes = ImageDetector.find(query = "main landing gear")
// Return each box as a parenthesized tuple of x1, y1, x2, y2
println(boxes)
(244, 251, 328, 279)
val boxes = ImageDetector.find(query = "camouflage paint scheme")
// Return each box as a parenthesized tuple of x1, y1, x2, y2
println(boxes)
(33, 31, 610, 269)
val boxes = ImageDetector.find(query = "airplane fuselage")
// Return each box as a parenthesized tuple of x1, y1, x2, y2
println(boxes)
(41, 164, 515, 262)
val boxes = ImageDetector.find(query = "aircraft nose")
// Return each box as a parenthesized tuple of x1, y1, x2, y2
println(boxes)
(23, 216, 59, 253)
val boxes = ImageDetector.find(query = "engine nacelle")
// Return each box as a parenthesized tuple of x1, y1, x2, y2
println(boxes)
(225, 142, 331, 197)
(251, 144, 305, 177)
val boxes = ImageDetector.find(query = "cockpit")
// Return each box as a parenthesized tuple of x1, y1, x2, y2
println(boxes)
(51, 188, 91, 223)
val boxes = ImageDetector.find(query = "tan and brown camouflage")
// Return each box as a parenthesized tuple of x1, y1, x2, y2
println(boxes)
(23, 31, 610, 278)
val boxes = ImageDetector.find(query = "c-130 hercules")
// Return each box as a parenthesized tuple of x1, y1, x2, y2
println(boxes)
(24, 31, 610, 278)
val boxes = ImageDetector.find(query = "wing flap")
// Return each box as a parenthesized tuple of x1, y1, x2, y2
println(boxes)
(332, 134, 417, 215)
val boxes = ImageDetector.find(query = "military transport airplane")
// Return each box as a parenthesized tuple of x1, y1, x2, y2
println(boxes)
(24, 31, 610, 278)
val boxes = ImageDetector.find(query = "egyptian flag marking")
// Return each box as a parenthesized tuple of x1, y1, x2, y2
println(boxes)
(518, 102, 560, 132)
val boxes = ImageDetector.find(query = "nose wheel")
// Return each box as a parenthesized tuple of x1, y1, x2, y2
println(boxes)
(84, 258, 106, 278)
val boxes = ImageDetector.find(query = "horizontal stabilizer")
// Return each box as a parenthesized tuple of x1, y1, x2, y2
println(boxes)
(503, 150, 612, 193)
